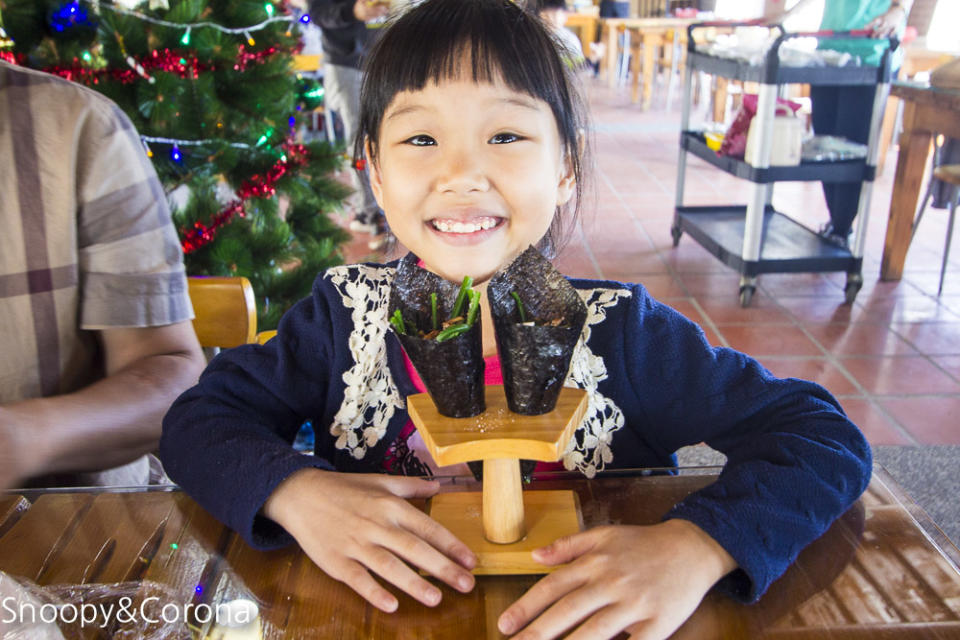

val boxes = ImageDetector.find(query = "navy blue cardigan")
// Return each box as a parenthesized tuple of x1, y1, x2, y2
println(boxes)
(160, 262, 871, 602)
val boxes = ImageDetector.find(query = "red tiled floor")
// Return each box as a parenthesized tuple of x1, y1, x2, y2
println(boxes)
(836, 398, 913, 446)
(803, 323, 920, 357)
(839, 356, 960, 396)
(757, 357, 860, 397)
(351, 77, 960, 446)
(890, 323, 960, 357)
(693, 290, 792, 325)
(876, 396, 960, 445)
(932, 356, 960, 383)
(717, 324, 824, 357)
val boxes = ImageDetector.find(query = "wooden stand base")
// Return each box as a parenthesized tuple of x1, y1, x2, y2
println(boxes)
(428, 490, 583, 575)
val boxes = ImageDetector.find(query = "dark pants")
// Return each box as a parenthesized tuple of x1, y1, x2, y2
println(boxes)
(810, 83, 879, 236)
(599, 1, 629, 18)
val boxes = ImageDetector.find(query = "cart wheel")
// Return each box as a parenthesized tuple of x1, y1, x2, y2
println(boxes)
(844, 275, 863, 305)
(739, 285, 755, 308)
(670, 224, 683, 247)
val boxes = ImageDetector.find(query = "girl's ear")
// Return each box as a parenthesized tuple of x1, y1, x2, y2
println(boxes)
(555, 152, 576, 207)
(365, 137, 386, 208)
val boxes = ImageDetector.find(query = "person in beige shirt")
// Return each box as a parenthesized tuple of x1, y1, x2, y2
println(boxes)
(0, 61, 205, 490)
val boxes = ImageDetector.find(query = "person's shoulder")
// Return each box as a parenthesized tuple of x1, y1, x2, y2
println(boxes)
(2, 61, 122, 115)
(1, 61, 134, 139)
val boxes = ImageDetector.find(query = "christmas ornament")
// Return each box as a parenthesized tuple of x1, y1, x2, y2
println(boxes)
(295, 76, 324, 110)
(48, 2, 98, 39)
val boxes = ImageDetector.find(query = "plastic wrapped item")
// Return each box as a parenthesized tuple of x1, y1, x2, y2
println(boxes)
(801, 135, 868, 162)
(0, 571, 190, 639)
(0, 567, 262, 640)
(698, 32, 855, 68)
(719, 94, 801, 159)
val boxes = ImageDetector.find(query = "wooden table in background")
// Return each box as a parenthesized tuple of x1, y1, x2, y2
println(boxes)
(564, 12, 599, 60)
(882, 82, 960, 281)
(2, 468, 960, 638)
(601, 17, 693, 109)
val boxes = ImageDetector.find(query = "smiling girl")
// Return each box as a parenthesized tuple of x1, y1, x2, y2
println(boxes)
(160, 1, 871, 638)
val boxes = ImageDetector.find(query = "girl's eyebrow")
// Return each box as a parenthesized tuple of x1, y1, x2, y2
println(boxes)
(386, 96, 540, 122)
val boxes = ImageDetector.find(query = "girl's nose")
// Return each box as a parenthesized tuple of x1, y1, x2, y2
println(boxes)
(435, 147, 490, 194)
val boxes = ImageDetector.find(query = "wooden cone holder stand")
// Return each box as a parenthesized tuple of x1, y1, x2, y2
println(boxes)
(406, 385, 588, 575)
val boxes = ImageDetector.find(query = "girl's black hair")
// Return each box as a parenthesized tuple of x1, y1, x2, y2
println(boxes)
(355, 0, 590, 256)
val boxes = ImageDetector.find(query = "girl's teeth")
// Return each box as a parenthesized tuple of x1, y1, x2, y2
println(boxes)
(432, 218, 498, 233)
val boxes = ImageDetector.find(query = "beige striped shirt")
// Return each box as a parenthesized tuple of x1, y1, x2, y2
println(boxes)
(0, 61, 192, 406)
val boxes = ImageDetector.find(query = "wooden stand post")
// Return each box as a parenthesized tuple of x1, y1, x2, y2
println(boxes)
(483, 458, 525, 544)
(407, 386, 588, 575)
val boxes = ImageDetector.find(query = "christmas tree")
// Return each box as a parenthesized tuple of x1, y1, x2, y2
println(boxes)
(0, 0, 350, 330)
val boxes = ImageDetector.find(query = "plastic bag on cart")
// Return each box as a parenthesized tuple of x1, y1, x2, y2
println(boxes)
(801, 135, 868, 162)
(719, 94, 801, 158)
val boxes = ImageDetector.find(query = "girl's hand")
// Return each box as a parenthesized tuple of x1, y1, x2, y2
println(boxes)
(497, 520, 738, 640)
(263, 469, 477, 612)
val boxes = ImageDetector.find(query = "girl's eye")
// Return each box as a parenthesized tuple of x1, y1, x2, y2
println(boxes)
(404, 134, 436, 146)
(489, 133, 522, 144)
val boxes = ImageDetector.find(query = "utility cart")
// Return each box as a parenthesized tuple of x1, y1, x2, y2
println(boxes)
(671, 23, 897, 306)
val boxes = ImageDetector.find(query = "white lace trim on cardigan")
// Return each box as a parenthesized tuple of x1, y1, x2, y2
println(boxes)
(561, 288, 632, 478)
(326, 264, 631, 474)
(326, 265, 405, 460)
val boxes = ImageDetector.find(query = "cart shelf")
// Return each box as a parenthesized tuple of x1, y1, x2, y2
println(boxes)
(686, 50, 891, 86)
(675, 206, 861, 277)
(682, 132, 874, 183)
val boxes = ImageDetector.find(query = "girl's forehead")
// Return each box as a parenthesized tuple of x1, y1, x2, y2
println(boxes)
(384, 77, 545, 115)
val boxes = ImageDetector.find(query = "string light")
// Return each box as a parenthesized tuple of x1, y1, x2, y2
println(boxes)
(171, 145, 182, 162)
(244, 31, 255, 46)
(180, 26, 191, 45)
(140, 134, 254, 150)
(264, 3, 275, 17)
(299, 14, 311, 24)
(181, 141, 311, 254)
(99, 2, 295, 41)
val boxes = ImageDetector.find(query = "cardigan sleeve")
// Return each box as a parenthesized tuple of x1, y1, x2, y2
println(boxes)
(621, 286, 871, 602)
(160, 276, 339, 550)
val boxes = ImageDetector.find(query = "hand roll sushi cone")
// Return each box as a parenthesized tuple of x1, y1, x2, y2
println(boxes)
(389, 256, 485, 418)
(488, 247, 587, 415)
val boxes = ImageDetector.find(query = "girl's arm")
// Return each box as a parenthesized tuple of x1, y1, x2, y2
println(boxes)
(625, 291, 871, 601)
(160, 274, 476, 610)
(499, 287, 870, 639)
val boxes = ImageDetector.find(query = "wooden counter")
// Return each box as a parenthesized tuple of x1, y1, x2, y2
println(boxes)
(882, 82, 960, 281)
(1, 468, 959, 638)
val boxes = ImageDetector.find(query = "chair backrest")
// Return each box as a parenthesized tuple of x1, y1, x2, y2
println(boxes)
(255, 330, 277, 345)
(187, 276, 257, 348)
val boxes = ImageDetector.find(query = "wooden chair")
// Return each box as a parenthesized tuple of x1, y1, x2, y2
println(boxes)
(187, 276, 257, 349)
(256, 330, 277, 345)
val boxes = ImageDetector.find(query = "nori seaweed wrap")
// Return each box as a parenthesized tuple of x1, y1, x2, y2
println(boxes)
(488, 246, 587, 415)
(388, 255, 485, 418)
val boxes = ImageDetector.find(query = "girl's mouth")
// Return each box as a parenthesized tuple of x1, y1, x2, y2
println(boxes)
(429, 216, 502, 234)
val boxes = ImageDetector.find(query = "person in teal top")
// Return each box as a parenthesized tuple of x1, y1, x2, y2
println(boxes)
(765, 0, 911, 244)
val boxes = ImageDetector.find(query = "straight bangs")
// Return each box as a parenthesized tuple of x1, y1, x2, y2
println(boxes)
(356, 0, 590, 255)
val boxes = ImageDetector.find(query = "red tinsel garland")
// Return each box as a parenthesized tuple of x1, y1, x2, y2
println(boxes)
(180, 140, 310, 254)
(6, 44, 280, 86)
